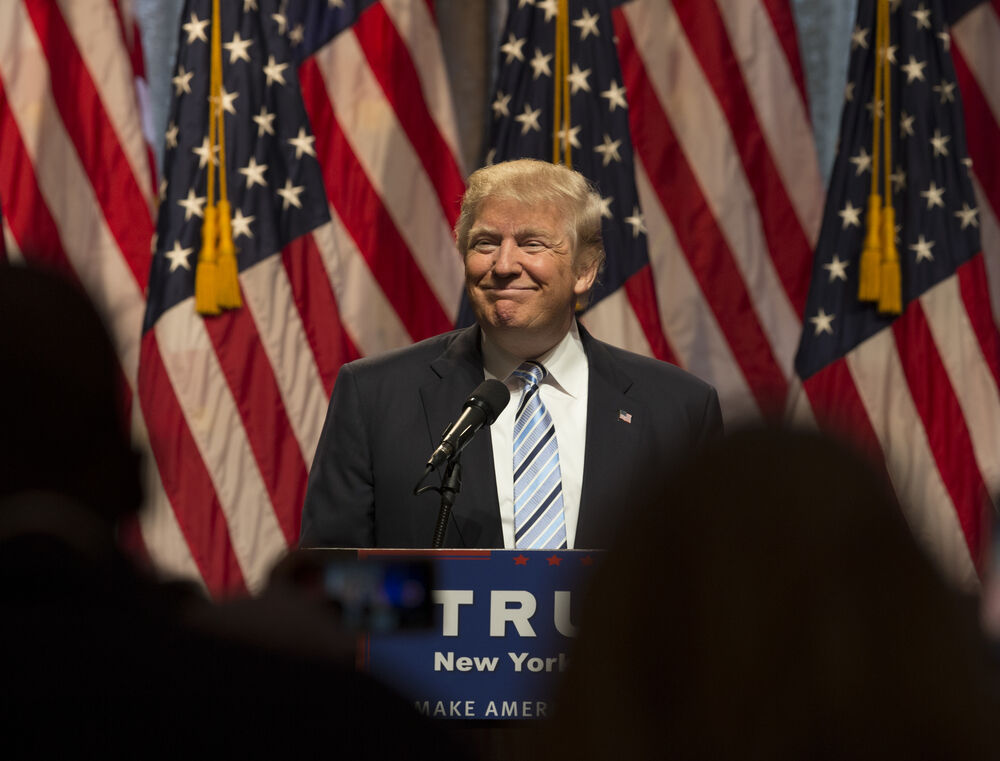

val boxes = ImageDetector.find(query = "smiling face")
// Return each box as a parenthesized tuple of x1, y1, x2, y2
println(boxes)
(464, 196, 598, 359)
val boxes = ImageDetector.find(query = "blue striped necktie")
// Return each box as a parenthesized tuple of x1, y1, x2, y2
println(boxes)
(512, 361, 567, 549)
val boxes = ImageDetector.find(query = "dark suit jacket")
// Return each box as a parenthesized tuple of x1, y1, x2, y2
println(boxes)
(300, 324, 722, 548)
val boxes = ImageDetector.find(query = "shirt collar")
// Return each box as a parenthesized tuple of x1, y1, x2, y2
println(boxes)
(481, 320, 588, 398)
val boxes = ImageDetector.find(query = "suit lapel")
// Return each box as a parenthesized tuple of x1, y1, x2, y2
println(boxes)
(416, 324, 643, 548)
(420, 326, 503, 547)
(576, 328, 646, 548)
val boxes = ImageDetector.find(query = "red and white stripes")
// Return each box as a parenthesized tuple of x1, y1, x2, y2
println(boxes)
(0, 0, 180, 569)
(7, 0, 996, 594)
(797, 0, 1000, 589)
(1, 1, 468, 595)
(608, 0, 1000, 589)
(135, 0, 467, 593)
(953, 0, 1000, 330)
(801, 257, 1000, 590)
(300, 0, 465, 354)
(604, 0, 823, 422)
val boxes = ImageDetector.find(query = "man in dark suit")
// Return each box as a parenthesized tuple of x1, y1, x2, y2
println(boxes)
(300, 159, 722, 549)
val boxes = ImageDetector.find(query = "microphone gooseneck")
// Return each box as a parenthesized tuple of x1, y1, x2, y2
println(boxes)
(416, 378, 511, 548)
(424, 379, 510, 472)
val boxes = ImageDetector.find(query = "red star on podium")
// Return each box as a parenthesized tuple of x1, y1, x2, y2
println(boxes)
(514, 554, 528, 565)
(547, 555, 562, 566)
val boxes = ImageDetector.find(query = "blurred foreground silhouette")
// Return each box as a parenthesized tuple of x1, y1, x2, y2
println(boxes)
(0, 264, 463, 757)
(545, 426, 1000, 760)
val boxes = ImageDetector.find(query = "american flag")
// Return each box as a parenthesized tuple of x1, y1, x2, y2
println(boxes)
(952, 0, 1000, 331)
(20, 0, 999, 595)
(611, 0, 823, 422)
(0, 1, 158, 553)
(0, 0, 823, 593)
(286, 0, 466, 354)
(794, 0, 1000, 589)
(139, 0, 338, 595)
(470, 0, 822, 426)
(2, 0, 466, 595)
(134, 0, 465, 594)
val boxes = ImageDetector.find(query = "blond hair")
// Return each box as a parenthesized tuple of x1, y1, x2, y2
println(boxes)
(455, 159, 606, 292)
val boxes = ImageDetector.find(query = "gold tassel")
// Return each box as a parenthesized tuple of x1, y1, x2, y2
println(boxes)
(875, 0, 900, 316)
(859, 0, 890, 305)
(195, 205, 220, 315)
(195, 0, 241, 316)
(857, 194, 883, 302)
(877, 204, 902, 314)
(215, 199, 242, 309)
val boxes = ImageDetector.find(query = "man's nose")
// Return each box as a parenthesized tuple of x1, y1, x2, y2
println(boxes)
(493, 239, 522, 276)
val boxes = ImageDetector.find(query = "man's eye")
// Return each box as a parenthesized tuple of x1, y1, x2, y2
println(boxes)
(521, 241, 546, 252)
(471, 239, 497, 252)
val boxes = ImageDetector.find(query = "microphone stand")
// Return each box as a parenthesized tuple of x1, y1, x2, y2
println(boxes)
(414, 456, 462, 549)
(431, 458, 461, 549)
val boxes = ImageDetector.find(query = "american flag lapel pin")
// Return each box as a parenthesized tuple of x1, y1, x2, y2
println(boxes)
(618, 409, 632, 424)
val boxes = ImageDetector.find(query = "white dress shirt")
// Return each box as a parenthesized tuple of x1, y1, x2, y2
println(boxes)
(482, 321, 589, 549)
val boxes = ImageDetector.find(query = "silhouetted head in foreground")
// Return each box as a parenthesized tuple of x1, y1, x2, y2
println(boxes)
(0, 264, 465, 759)
(0, 264, 141, 524)
(547, 426, 998, 760)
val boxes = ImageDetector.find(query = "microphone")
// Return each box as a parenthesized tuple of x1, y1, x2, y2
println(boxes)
(426, 379, 510, 471)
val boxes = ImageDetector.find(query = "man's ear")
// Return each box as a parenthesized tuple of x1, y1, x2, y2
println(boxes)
(573, 254, 600, 296)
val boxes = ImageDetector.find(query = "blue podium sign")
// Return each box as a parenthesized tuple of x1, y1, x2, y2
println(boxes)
(359, 549, 600, 720)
